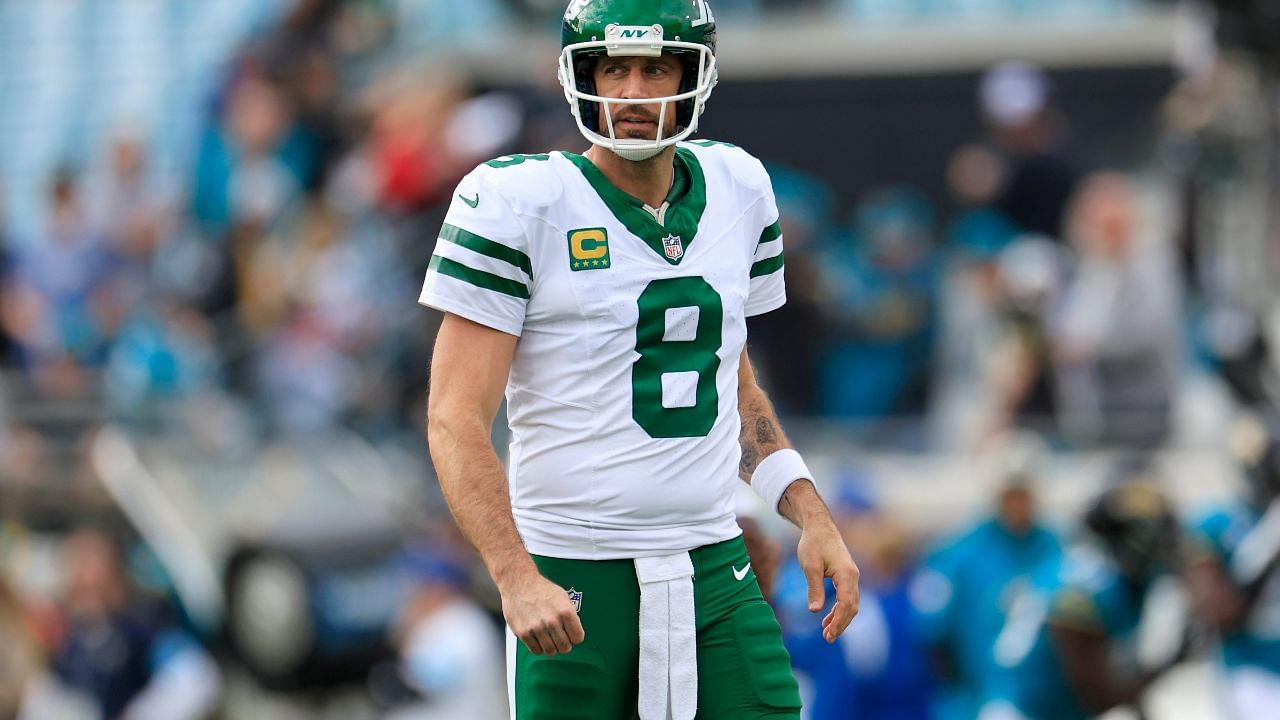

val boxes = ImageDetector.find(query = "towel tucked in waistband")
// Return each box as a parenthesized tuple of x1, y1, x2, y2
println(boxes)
(634, 552, 697, 720)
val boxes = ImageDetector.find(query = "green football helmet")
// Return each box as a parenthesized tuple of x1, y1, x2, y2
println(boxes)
(558, 0, 719, 161)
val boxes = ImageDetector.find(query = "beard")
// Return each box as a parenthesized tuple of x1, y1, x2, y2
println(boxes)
(605, 103, 677, 140)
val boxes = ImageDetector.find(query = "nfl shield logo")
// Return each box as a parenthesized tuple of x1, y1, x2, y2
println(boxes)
(567, 587, 583, 613)
(662, 234, 684, 261)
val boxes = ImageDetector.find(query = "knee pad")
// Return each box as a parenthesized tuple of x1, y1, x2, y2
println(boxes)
(729, 601, 802, 712)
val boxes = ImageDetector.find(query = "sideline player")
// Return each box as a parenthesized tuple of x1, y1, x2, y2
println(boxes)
(419, 1, 860, 718)
(1185, 417, 1280, 718)
(990, 481, 1188, 720)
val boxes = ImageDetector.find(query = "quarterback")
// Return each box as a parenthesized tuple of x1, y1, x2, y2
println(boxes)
(421, 0, 860, 717)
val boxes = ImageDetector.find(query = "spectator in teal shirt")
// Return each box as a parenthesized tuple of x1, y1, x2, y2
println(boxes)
(912, 466, 1061, 720)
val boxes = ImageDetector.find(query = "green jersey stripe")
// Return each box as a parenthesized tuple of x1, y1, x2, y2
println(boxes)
(758, 221, 782, 246)
(441, 224, 532, 279)
(749, 253, 785, 278)
(429, 255, 530, 299)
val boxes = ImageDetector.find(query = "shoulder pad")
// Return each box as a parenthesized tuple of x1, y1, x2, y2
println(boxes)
(680, 140, 771, 193)
(469, 153, 566, 213)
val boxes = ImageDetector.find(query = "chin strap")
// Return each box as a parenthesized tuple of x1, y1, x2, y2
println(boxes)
(598, 97, 674, 161)
(610, 143, 666, 162)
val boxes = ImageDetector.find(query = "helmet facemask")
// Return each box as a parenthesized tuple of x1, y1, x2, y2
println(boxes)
(558, 24, 717, 162)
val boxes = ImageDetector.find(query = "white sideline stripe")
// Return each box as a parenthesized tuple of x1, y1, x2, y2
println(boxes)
(507, 626, 518, 719)
(90, 428, 224, 628)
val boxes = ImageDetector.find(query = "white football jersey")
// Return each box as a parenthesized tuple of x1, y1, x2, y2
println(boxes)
(419, 141, 785, 560)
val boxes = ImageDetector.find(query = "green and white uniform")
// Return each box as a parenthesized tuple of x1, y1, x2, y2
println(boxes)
(418, 142, 799, 718)
(518, 537, 801, 720)
(420, 142, 784, 558)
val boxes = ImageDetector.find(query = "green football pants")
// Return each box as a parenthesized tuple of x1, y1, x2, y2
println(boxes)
(508, 535, 802, 719)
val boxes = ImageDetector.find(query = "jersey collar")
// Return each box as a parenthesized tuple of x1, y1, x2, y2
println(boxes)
(563, 147, 707, 266)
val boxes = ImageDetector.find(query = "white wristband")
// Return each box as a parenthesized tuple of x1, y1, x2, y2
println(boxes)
(750, 449, 813, 513)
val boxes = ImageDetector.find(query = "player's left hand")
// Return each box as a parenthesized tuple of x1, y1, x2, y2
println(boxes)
(796, 520, 860, 644)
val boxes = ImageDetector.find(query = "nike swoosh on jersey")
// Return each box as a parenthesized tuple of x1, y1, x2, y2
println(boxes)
(458, 193, 480, 208)
(733, 563, 752, 581)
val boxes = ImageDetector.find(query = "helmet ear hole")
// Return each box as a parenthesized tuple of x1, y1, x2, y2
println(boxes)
(674, 52, 700, 129)
(573, 52, 602, 134)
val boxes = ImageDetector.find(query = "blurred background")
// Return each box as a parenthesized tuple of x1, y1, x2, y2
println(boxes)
(1, 0, 1278, 718)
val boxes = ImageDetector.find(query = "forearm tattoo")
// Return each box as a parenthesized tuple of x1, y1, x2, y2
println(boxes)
(738, 392, 787, 480)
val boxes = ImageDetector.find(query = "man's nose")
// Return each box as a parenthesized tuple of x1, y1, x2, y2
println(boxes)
(618, 67, 650, 100)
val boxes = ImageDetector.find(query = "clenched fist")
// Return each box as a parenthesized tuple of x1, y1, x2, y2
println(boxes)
(500, 568, 586, 656)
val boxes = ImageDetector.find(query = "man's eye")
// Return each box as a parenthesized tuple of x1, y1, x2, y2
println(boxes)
(603, 65, 626, 76)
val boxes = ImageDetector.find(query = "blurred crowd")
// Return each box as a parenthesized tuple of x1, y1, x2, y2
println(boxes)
(768, 419, 1280, 720)
(0, 526, 221, 720)
(754, 57, 1187, 450)
(1, 0, 1279, 718)
(9, 430, 1280, 720)
(0, 0, 1230, 488)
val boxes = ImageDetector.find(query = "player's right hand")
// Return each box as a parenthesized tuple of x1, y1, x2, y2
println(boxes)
(499, 570, 586, 657)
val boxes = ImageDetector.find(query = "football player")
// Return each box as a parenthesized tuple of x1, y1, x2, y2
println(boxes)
(989, 480, 1187, 720)
(1185, 417, 1280, 718)
(419, 1, 860, 717)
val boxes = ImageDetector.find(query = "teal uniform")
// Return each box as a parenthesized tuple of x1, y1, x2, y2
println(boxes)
(1191, 504, 1280, 675)
(994, 545, 1146, 720)
(912, 519, 1061, 718)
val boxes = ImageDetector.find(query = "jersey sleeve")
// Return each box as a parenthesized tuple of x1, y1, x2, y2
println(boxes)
(746, 180, 786, 317)
(418, 169, 532, 336)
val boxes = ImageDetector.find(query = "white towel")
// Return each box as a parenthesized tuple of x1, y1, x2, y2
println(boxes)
(634, 552, 697, 720)
(1232, 499, 1280, 586)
